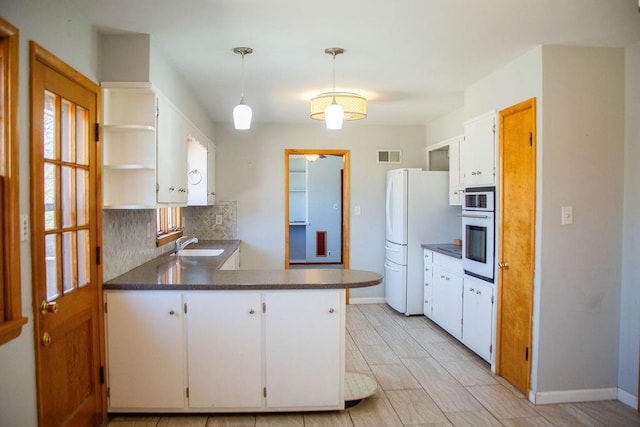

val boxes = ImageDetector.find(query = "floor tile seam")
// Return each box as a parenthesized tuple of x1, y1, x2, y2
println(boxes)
(463, 385, 544, 420)
(565, 402, 620, 427)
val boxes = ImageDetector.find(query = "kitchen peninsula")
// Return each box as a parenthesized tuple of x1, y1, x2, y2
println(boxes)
(103, 241, 382, 413)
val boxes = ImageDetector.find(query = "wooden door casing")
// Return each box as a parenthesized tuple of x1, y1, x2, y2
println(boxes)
(30, 42, 104, 427)
(496, 98, 536, 395)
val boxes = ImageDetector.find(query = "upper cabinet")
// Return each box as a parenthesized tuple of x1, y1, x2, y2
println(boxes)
(461, 110, 496, 188)
(102, 82, 214, 209)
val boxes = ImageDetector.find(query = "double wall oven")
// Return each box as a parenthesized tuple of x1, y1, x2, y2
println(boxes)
(461, 187, 495, 282)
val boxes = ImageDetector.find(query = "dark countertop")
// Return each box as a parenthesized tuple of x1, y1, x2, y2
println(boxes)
(104, 240, 382, 291)
(422, 243, 463, 259)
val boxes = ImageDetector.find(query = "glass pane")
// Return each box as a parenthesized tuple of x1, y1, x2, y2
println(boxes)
(76, 105, 89, 165)
(61, 99, 73, 162)
(77, 169, 88, 226)
(62, 166, 76, 228)
(45, 234, 59, 300)
(44, 91, 57, 160)
(77, 229, 90, 288)
(62, 231, 77, 294)
(44, 163, 57, 231)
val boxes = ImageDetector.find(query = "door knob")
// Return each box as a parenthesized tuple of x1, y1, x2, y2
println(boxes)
(40, 300, 58, 314)
(498, 262, 510, 269)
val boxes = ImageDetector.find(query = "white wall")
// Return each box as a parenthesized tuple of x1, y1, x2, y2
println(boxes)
(537, 46, 624, 394)
(0, 1, 99, 425)
(618, 41, 640, 399)
(214, 123, 428, 299)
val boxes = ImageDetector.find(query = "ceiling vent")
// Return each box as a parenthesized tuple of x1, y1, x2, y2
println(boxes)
(377, 149, 402, 164)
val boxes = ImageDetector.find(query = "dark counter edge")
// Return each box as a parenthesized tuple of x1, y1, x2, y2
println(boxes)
(421, 243, 462, 259)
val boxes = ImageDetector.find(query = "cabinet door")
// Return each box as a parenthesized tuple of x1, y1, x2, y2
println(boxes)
(105, 291, 185, 410)
(186, 137, 208, 206)
(157, 96, 188, 204)
(462, 277, 494, 362)
(431, 265, 463, 340)
(185, 292, 263, 409)
(461, 111, 496, 187)
(264, 290, 344, 409)
(207, 143, 216, 204)
(448, 138, 463, 205)
(423, 250, 433, 318)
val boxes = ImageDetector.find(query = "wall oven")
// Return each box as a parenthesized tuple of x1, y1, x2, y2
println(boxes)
(461, 187, 495, 282)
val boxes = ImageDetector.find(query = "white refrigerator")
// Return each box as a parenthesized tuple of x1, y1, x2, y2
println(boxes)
(385, 168, 460, 315)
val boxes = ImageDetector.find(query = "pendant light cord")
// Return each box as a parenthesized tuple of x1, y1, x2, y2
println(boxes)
(240, 52, 246, 101)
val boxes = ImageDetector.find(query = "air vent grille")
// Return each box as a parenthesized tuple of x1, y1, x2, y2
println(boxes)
(377, 149, 402, 164)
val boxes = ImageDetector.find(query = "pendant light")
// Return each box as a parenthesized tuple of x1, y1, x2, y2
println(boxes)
(310, 48, 367, 128)
(232, 47, 253, 130)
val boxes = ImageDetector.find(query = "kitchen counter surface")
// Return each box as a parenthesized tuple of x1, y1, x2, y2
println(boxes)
(104, 240, 382, 291)
(422, 243, 463, 259)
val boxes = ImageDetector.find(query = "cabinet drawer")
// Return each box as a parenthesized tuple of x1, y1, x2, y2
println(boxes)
(433, 252, 463, 275)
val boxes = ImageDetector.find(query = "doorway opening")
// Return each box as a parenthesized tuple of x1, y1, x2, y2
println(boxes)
(284, 149, 350, 270)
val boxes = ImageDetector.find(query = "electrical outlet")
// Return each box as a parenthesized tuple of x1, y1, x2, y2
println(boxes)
(215, 214, 223, 225)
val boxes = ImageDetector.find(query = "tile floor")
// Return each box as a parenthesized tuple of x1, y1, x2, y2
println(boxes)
(107, 304, 640, 427)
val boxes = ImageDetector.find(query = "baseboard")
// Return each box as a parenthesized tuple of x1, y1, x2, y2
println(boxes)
(533, 387, 618, 405)
(348, 297, 386, 305)
(618, 388, 638, 409)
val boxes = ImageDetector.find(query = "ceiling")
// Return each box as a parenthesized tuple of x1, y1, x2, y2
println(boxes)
(70, 0, 640, 126)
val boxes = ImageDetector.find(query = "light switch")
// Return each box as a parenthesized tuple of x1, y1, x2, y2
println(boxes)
(355, 206, 361, 216)
(561, 206, 573, 225)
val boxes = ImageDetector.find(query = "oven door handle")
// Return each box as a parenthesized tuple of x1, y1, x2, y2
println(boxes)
(458, 213, 490, 219)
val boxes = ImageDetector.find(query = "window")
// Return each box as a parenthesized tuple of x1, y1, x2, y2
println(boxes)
(0, 17, 26, 346)
(156, 207, 183, 246)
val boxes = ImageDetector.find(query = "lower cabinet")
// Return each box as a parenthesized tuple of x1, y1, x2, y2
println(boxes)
(461, 275, 494, 362)
(422, 249, 494, 362)
(104, 289, 345, 412)
(185, 292, 263, 410)
(105, 291, 185, 410)
(431, 262, 463, 340)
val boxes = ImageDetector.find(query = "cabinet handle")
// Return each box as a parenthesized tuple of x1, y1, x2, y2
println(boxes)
(445, 276, 450, 281)
(178, 187, 186, 193)
(169, 186, 175, 192)
(440, 275, 445, 279)
(169, 310, 175, 316)
(249, 309, 255, 314)
(476, 290, 482, 295)
(469, 288, 475, 292)
(329, 308, 335, 313)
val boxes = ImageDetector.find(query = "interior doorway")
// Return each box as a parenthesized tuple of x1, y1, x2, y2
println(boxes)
(496, 98, 536, 395)
(284, 149, 350, 270)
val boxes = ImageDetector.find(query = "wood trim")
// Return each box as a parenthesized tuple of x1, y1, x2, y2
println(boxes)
(0, 17, 27, 346)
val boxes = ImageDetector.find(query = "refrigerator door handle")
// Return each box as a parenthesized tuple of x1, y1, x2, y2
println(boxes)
(385, 245, 401, 252)
(384, 262, 400, 272)
(386, 177, 393, 237)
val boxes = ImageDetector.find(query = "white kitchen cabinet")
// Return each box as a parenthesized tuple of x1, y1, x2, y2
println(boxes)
(219, 248, 240, 270)
(207, 143, 216, 204)
(105, 291, 185, 410)
(462, 275, 494, 362)
(461, 110, 496, 187)
(102, 84, 158, 208)
(265, 290, 344, 410)
(431, 254, 464, 340)
(185, 292, 262, 409)
(423, 249, 434, 318)
(187, 133, 216, 206)
(156, 94, 188, 204)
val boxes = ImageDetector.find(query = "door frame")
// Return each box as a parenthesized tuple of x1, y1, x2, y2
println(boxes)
(29, 41, 106, 425)
(284, 149, 350, 270)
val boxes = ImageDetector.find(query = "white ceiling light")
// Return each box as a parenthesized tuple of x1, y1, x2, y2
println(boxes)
(232, 47, 253, 130)
(310, 48, 367, 129)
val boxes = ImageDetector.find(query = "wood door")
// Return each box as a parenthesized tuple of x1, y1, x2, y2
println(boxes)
(30, 42, 104, 426)
(496, 98, 536, 395)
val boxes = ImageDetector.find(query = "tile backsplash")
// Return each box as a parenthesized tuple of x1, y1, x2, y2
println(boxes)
(102, 201, 237, 281)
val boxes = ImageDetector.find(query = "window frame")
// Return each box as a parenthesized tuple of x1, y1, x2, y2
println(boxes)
(156, 206, 183, 247)
(0, 17, 26, 346)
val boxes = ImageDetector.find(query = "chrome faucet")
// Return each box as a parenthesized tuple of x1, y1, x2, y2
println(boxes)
(175, 236, 198, 254)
